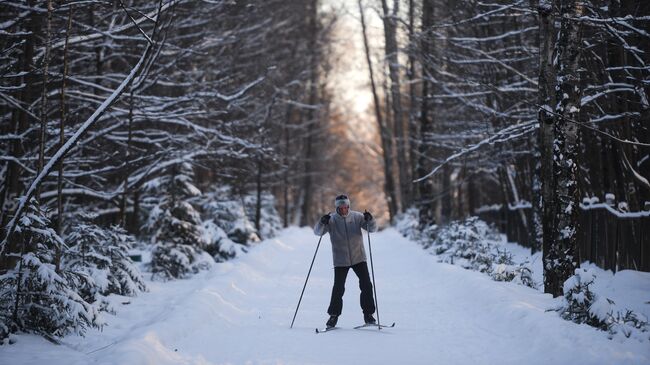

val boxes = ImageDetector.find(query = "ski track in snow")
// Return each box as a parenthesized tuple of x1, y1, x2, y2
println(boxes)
(3, 227, 649, 365)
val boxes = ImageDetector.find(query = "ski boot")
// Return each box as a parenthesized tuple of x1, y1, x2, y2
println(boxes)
(364, 313, 376, 325)
(326, 315, 338, 328)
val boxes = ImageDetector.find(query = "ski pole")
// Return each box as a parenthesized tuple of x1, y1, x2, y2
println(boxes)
(290, 231, 325, 329)
(367, 227, 381, 329)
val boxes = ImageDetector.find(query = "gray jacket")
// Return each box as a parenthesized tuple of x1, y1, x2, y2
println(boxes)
(313, 210, 378, 267)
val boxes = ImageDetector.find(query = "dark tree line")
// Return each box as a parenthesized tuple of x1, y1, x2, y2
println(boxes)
(358, 0, 649, 295)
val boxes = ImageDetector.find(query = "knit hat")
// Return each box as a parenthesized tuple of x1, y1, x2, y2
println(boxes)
(335, 194, 350, 208)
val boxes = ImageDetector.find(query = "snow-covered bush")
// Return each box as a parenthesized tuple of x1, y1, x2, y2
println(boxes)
(0, 199, 102, 341)
(150, 242, 213, 280)
(427, 218, 507, 272)
(144, 162, 214, 280)
(109, 227, 148, 294)
(199, 187, 282, 262)
(492, 263, 535, 287)
(64, 221, 146, 302)
(243, 191, 282, 240)
(395, 207, 420, 240)
(143, 165, 281, 268)
(200, 188, 282, 262)
(558, 268, 649, 341)
(201, 186, 260, 245)
(433, 219, 493, 272)
(200, 220, 247, 262)
(148, 201, 213, 280)
(398, 215, 537, 289)
(559, 268, 607, 329)
(198, 186, 285, 263)
(609, 310, 649, 342)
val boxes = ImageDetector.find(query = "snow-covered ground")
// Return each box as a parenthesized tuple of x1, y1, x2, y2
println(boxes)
(502, 238, 650, 320)
(2, 227, 649, 364)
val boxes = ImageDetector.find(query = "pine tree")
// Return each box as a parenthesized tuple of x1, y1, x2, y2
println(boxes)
(107, 226, 147, 296)
(201, 186, 260, 245)
(0, 199, 102, 340)
(64, 219, 146, 302)
(243, 191, 282, 240)
(146, 163, 212, 280)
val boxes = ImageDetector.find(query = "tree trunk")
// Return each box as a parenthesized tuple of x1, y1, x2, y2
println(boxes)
(441, 166, 452, 223)
(283, 103, 293, 228)
(538, 0, 558, 295)
(55, 5, 73, 271)
(89, 5, 103, 95)
(358, 0, 398, 222)
(37, 0, 54, 202)
(546, 0, 584, 297)
(300, 0, 319, 226)
(381, 0, 409, 211)
(416, 0, 436, 227)
(0, 1, 38, 273)
(120, 91, 135, 227)
(407, 0, 418, 206)
(255, 155, 263, 234)
(131, 189, 140, 232)
(506, 165, 529, 235)
(256, 98, 275, 235)
(529, 135, 542, 254)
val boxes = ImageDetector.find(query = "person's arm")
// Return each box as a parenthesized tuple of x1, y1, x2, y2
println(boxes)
(314, 213, 331, 236)
(361, 210, 377, 232)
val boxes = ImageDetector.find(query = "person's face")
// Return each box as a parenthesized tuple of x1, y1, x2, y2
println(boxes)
(339, 205, 349, 215)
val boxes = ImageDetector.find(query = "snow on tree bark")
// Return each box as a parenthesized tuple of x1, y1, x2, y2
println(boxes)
(545, 0, 584, 297)
(538, 0, 559, 295)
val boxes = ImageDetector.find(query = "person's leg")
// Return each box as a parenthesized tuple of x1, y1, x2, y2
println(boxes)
(351, 262, 375, 315)
(327, 266, 350, 316)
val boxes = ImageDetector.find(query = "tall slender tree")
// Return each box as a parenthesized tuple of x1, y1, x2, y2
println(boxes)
(359, 0, 398, 221)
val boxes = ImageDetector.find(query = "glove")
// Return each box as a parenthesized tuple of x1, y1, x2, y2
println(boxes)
(320, 214, 331, 225)
(363, 210, 373, 221)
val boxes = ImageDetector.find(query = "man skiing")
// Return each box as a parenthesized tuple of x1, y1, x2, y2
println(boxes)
(313, 194, 378, 329)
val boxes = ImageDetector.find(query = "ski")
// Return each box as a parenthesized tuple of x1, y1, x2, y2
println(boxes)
(353, 322, 395, 330)
(315, 322, 395, 333)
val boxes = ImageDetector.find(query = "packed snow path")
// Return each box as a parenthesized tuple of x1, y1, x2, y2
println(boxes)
(4, 227, 649, 364)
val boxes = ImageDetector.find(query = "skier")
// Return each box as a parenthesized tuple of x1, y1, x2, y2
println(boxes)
(314, 194, 378, 329)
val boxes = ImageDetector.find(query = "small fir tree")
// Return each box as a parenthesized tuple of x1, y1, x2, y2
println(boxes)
(243, 191, 282, 240)
(201, 186, 260, 245)
(146, 162, 212, 280)
(0, 199, 102, 340)
(64, 219, 146, 302)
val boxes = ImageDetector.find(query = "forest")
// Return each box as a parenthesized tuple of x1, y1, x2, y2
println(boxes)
(0, 0, 648, 355)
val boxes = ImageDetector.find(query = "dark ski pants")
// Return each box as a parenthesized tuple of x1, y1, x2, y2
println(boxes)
(327, 261, 375, 316)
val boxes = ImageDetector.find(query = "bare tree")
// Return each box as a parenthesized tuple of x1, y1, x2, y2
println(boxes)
(359, 0, 399, 221)
(380, 0, 409, 210)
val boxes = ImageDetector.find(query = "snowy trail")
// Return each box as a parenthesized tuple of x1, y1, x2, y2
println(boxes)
(3, 227, 649, 365)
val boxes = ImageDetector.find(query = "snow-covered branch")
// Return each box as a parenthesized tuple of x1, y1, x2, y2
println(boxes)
(414, 121, 538, 182)
(1, 27, 157, 256)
